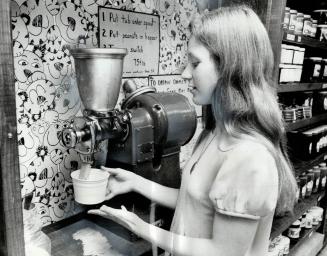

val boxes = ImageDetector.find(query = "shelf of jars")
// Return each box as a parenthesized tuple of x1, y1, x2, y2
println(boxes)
(292, 152, 327, 177)
(278, 82, 327, 93)
(289, 222, 322, 254)
(285, 113, 327, 131)
(270, 191, 325, 240)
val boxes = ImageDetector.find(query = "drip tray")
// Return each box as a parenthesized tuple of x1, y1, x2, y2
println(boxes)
(45, 214, 152, 256)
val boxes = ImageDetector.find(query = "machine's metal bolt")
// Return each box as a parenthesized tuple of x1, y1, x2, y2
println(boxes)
(153, 104, 161, 111)
(7, 133, 13, 139)
(122, 114, 130, 122)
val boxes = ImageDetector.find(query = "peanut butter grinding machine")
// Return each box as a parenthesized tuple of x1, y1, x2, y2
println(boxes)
(61, 48, 197, 235)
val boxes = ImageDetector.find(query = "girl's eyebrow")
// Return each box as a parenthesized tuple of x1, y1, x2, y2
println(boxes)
(188, 51, 199, 60)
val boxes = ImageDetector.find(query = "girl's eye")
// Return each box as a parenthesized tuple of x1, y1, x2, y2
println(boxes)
(191, 62, 200, 68)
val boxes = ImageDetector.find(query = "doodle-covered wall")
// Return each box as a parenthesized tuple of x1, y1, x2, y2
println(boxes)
(11, 0, 201, 226)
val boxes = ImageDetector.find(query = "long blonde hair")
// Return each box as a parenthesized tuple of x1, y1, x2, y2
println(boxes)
(191, 5, 297, 215)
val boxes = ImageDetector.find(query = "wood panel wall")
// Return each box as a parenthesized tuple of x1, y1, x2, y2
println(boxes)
(0, 0, 25, 255)
(266, 0, 287, 83)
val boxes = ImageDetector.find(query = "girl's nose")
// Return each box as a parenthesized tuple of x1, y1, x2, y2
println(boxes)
(181, 64, 192, 80)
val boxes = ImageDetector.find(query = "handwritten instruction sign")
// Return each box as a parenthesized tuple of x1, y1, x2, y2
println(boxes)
(99, 7, 160, 77)
(149, 75, 202, 116)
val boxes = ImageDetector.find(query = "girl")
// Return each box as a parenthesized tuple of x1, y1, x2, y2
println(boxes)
(89, 5, 297, 256)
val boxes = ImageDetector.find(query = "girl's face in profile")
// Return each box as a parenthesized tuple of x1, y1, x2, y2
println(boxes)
(182, 36, 219, 105)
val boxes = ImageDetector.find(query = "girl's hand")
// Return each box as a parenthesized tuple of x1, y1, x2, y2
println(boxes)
(88, 205, 146, 236)
(101, 166, 139, 200)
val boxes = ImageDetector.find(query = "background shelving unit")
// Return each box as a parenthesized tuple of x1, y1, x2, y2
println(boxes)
(290, 222, 323, 254)
(285, 113, 327, 131)
(269, 0, 327, 252)
(282, 33, 327, 50)
(278, 83, 327, 93)
(271, 192, 324, 240)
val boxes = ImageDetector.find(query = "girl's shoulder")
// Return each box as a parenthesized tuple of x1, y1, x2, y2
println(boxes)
(224, 139, 275, 167)
(209, 139, 279, 219)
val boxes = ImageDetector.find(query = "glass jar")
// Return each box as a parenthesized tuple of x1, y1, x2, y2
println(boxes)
(317, 25, 327, 42)
(289, 10, 298, 32)
(283, 7, 291, 30)
(321, 59, 327, 82)
(280, 236, 290, 255)
(295, 13, 304, 35)
(287, 220, 301, 243)
(312, 166, 321, 193)
(303, 15, 312, 36)
(306, 171, 314, 197)
(311, 19, 318, 37)
(295, 177, 300, 203)
(319, 162, 327, 191)
(305, 211, 314, 229)
(312, 10, 327, 25)
(308, 208, 320, 225)
(311, 206, 324, 222)
(301, 57, 323, 82)
(299, 175, 308, 199)
(300, 212, 307, 236)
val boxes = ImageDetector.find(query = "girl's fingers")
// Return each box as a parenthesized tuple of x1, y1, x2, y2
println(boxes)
(88, 209, 106, 217)
(121, 205, 127, 211)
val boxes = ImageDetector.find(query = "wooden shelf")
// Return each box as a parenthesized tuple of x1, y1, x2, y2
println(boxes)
(270, 191, 325, 239)
(282, 33, 327, 50)
(278, 83, 327, 93)
(285, 113, 327, 131)
(289, 222, 322, 254)
(292, 152, 327, 177)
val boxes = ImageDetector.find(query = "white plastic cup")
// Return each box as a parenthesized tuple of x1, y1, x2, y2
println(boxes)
(71, 169, 109, 205)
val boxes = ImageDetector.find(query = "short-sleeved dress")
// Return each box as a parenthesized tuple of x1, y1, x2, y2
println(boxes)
(165, 130, 279, 256)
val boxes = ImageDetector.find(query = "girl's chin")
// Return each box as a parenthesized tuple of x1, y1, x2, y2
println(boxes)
(192, 97, 203, 106)
(192, 95, 210, 106)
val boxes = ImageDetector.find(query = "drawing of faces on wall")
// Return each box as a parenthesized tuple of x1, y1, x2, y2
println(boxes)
(45, 0, 62, 16)
(14, 48, 45, 90)
(43, 48, 73, 86)
(131, 0, 156, 12)
(28, 155, 55, 197)
(158, 0, 196, 74)
(20, 164, 36, 198)
(33, 202, 52, 226)
(56, 1, 90, 45)
(81, 0, 104, 15)
(158, 0, 176, 16)
(45, 25, 66, 54)
(22, 79, 56, 123)
(106, 0, 132, 10)
(59, 149, 81, 183)
(20, 0, 54, 46)
(54, 75, 81, 121)
(48, 172, 75, 221)
(17, 123, 38, 163)
(11, 13, 30, 56)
